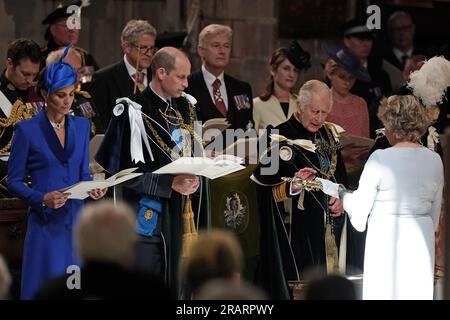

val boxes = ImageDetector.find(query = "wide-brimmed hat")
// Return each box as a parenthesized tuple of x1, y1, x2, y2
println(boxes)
(42, 1, 83, 25)
(322, 44, 371, 82)
(282, 40, 311, 71)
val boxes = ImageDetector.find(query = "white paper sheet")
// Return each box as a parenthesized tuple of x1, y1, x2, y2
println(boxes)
(153, 156, 245, 180)
(61, 167, 142, 199)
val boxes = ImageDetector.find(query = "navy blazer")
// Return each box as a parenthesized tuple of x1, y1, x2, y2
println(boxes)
(7, 110, 91, 300)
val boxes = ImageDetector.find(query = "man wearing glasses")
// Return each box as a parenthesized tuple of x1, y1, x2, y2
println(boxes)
(383, 11, 424, 92)
(91, 19, 157, 130)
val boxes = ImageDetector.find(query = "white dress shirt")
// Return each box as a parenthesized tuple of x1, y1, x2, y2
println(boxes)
(393, 47, 414, 66)
(124, 55, 148, 87)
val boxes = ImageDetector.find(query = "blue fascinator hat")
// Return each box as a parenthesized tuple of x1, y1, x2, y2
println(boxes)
(44, 44, 78, 94)
(322, 43, 371, 83)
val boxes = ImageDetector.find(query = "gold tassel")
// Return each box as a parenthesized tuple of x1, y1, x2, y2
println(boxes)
(325, 222, 339, 274)
(182, 196, 198, 257)
(133, 44, 141, 94)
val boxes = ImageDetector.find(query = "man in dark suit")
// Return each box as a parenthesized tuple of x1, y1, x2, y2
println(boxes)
(0, 39, 42, 198)
(383, 11, 423, 92)
(34, 200, 172, 300)
(90, 19, 157, 130)
(186, 24, 254, 137)
(384, 11, 419, 71)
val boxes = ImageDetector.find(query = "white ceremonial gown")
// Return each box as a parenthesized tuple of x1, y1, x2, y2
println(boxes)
(343, 147, 443, 300)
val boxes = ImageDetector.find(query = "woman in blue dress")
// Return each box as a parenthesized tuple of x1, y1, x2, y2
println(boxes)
(7, 45, 106, 300)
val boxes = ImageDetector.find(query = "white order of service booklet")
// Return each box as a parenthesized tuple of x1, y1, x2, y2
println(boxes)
(153, 155, 245, 180)
(60, 167, 142, 199)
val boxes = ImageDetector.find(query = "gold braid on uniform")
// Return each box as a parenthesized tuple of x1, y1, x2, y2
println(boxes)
(0, 100, 32, 154)
(292, 125, 339, 181)
(272, 181, 288, 202)
(142, 98, 203, 158)
(281, 176, 323, 192)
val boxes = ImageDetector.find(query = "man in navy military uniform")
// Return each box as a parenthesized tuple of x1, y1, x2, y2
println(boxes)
(0, 38, 42, 198)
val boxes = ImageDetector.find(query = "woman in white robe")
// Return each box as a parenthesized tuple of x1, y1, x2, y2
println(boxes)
(340, 95, 443, 299)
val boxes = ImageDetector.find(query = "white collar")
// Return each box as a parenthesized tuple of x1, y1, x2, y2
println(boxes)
(393, 47, 414, 63)
(201, 65, 225, 87)
(124, 55, 147, 78)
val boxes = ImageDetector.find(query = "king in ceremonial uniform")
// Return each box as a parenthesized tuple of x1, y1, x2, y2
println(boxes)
(251, 80, 363, 299)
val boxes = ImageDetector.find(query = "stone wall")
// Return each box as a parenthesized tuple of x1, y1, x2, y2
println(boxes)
(0, 0, 356, 96)
(0, 0, 185, 69)
(191, 0, 355, 97)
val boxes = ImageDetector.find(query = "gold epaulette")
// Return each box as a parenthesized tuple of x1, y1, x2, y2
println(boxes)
(74, 45, 88, 54)
(77, 90, 92, 99)
(324, 121, 346, 142)
(272, 181, 288, 202)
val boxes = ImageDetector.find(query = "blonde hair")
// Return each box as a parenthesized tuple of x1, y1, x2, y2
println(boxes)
(198, 24, 232, 47)
(46, 47, 83, 66)
(323, 59, 338, 80)
(75, 200, 137, 267)
(181, 229, 243, 294)
(377, 95, 433, 142)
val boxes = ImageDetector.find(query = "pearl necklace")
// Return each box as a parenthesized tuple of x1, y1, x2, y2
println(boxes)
(50, 119, 64, 130)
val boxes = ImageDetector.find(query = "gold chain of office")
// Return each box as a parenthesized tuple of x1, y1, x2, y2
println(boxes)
(295, 126, 338, 181)
(143, 100, 203, 158)
(0, 100, 32, 154)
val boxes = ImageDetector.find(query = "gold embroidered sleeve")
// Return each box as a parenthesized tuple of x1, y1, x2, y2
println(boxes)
(272, 182, 289, 202)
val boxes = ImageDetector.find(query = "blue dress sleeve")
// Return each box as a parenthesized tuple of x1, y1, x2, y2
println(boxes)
(7, 124, 45, 210)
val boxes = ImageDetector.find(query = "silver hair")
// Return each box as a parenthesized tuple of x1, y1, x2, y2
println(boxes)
(121, 19, 157, 45)
(46, 47, 82, 66)
(75, 200, 137, 267)
(198, 24, 232, 47)
(297, 80, 331, 111)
